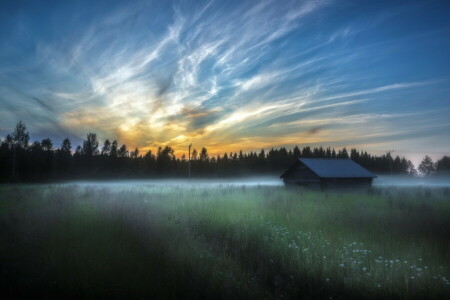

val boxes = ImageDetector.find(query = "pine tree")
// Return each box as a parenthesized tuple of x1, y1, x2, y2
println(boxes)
(418, 155, 436, 177)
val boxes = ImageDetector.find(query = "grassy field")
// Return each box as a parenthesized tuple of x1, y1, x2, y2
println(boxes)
(0, 184, 449, 299)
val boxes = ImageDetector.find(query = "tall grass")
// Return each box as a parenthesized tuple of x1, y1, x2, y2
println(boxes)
(0, 184, 449, 299)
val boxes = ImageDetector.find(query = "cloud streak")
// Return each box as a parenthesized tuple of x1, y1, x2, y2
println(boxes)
(0, 0, 449, 157)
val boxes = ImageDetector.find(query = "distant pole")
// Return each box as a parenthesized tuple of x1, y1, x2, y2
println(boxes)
(188, 143, 192, 179)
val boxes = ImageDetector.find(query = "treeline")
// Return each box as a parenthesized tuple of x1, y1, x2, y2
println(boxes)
(1, 121, 449, 182)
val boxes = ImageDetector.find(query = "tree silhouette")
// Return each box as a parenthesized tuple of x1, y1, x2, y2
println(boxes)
(293, 146, 301, 159)
(11, 121, 29, 149)
(130, 148, 139, 159)
(302, 146, 312, 157)
(191, 149, 198, 161)
(75, 145, 82, 155)
(118, 144, 128, 158)
(41, 138, 53, 151)
(406, 160, 417, 176)
(200, 147, 209, 162)
(436, 156, 450, 174)
(157, 146, 175, 174)
(101, 139, 111, 156)
(82, 133, 99, 156)
(418, 155, 436, 177)
(341, 148, 349, 158)
(9, 121, 30, 177)
(60, 138, 72, 153)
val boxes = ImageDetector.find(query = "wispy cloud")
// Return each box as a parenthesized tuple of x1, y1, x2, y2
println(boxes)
(0, 0, 449, 156)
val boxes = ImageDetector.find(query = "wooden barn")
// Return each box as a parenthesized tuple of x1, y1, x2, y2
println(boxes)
(280, 158, 376, 186)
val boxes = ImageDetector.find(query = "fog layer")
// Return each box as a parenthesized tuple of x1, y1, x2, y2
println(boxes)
(44, 176, 450, 188)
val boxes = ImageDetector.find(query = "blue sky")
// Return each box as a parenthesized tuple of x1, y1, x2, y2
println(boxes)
(0, 0, 449, 163)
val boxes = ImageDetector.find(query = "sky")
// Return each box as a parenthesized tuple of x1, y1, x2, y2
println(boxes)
(0, 0, 449, 163)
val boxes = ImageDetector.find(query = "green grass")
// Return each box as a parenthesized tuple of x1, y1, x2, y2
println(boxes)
(0, 184, 449, 299)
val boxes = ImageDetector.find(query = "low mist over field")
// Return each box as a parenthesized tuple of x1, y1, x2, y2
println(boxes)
(374, 176, 450, 188)
(54, 175, 450, 188)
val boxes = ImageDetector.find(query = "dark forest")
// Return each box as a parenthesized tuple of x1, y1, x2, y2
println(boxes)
(1, 122, 449, 182)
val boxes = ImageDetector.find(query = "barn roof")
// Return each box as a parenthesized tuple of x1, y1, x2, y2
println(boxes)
(281, 158, 376, 178)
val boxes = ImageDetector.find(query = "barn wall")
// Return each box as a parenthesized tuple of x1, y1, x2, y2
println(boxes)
(283, 162, 320, 184)
(321, 178, 373, 185)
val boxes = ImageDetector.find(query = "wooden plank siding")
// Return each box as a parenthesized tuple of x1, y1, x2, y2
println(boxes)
(282, 161, 320, 184)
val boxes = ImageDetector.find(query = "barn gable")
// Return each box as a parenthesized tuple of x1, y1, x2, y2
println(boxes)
(280, 160, 320, 184)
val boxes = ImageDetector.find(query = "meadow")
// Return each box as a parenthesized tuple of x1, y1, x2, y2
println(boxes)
(0, 183, 449, 299)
